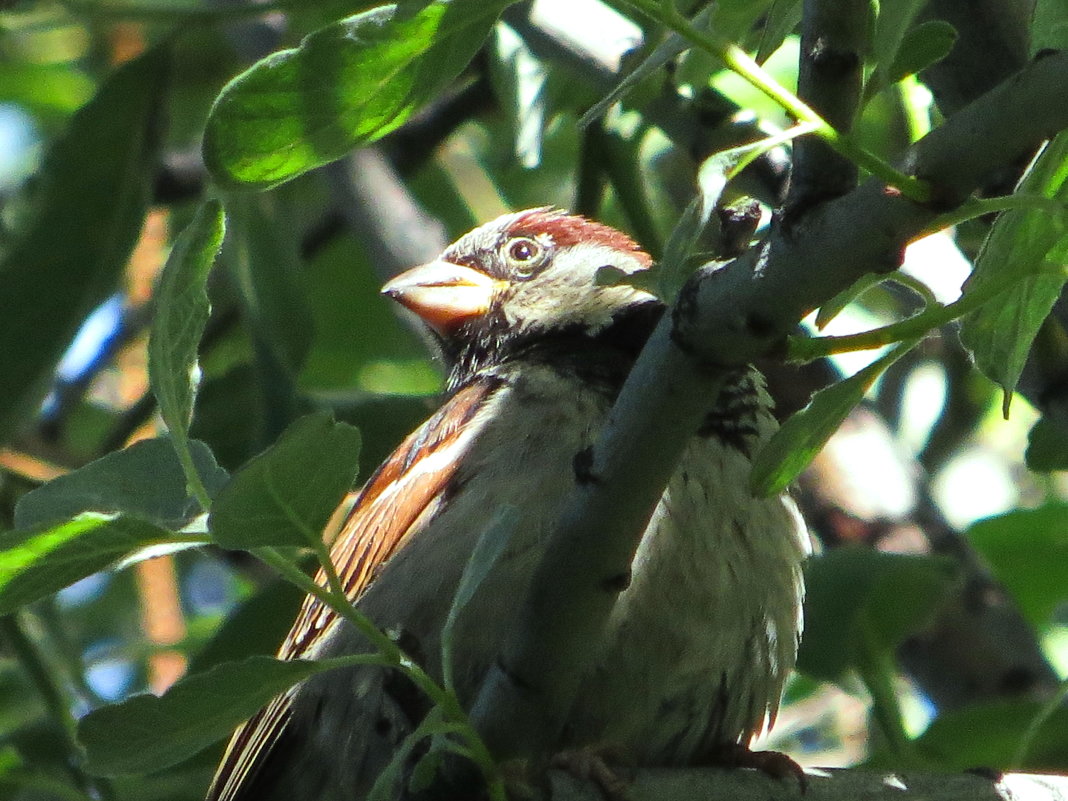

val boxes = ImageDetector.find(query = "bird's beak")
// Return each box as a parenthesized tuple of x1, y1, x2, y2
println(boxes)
(382, 261, 504, 333)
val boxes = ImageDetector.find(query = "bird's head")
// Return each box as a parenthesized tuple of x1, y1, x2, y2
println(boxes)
(383, 208, 660, 385)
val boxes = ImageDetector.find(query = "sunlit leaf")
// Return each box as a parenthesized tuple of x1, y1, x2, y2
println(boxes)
(750, 339, 917, 497)
(203, 0, 509, 189)
(0, 514, 181, 615)
(959, 132, 1068, 414)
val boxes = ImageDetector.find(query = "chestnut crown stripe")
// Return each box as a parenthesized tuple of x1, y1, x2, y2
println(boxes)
(505, 209, 653, 268)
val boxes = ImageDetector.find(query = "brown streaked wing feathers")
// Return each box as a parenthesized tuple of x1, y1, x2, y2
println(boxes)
(206, 378, 500, 801)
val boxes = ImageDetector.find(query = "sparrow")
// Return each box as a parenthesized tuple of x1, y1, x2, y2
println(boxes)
(205, 208, 809, 800)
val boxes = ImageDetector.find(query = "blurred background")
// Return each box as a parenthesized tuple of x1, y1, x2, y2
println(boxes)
(0, 0, 1066, 799)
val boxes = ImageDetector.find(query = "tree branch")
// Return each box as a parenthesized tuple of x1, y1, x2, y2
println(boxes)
(786, 0, 869, 216)
(542, 766, 1068, 801)
(469, 48, 1068, 759)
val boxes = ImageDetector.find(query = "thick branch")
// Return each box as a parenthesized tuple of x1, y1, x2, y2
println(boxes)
(543, 767, 1068, 801)
(786, 0, 869, 215)
(469, 49, 1068, 759)
(919, 0, 1034, 120)
(685, 50, 1068, 364)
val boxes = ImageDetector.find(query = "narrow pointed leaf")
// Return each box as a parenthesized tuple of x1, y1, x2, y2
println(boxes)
(0, 49, 167, 442)
(148, 201, 226, 507)
(750, 339, 918, 496)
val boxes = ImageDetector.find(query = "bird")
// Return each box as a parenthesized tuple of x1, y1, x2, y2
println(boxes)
(205, 208, 809, 800)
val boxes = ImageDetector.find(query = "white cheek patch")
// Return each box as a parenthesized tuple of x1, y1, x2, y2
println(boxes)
(503, 242, 655, 333)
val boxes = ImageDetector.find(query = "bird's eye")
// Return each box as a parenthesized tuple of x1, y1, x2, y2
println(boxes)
(503, 237, 544, 277)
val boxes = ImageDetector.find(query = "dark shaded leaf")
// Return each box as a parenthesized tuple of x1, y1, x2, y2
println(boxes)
(755, 0, 802, 64)
(885, 20, 957, 84)
(1025, 417, 1068, 472)
(0, 515, 180, 615)
(204, 0, 510, 189)
(209, 412, 361, 549)
(871, 1, 928, 74)
(223, 192, 313, 375)
(798, 547, 957, 681)
(966, 505, 1068, 627)
(148, 201, 226, 505)
(78, 656, 344, 775)
(913, 699, 1068, 771)
(0, 49, 168, 443)
(188, 579, 306, 674)
(14, 438, 227, 530)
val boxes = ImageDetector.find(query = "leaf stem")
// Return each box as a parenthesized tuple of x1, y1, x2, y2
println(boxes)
(787, 257, 1065, 361)
(175, 442, 213, 513)
(621, 0, 931, 201)
(0, 614, 115, 800)
(253, 548, 504, 799)
(855, 622, 915, 761)
(921, 194, 1068, 237)
(1013, 677, 1068, 768)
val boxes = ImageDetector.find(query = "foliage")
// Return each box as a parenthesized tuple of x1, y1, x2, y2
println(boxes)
(0, 1, 1066, 799)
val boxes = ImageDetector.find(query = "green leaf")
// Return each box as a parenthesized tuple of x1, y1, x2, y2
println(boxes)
(966, 505, 1068, 627)
(209, 412, 361, 549)
(223, 192, 314, 375)
(578, 12, 696, 130)
(441, 507, 518, 691)
(885, 20, 957, 84)
(14, 438, 227, 531)
(0, 49, 168, 444)
(148, 201, 226, 510)
(1025, 417, 1068, 472)
(871, 1, 928, 76)
(1032, 0, 1068, 54)
(708, 0, 776, 45)
(0, 63, 94, 120)
(797, 547, 957, 682)
(755, 0, 802, 64)
(188, 579, 305, 674)
(750, 339, 917, 497)
(959, 131, 1068, 415)
(0, 514, 181, 615)
(913, 698, 1068, 771)
(203, 0, 509, 189)
(78, 655, 347, 775)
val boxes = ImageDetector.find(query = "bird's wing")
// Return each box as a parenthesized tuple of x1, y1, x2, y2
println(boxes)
(205, 377, 501, 801)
